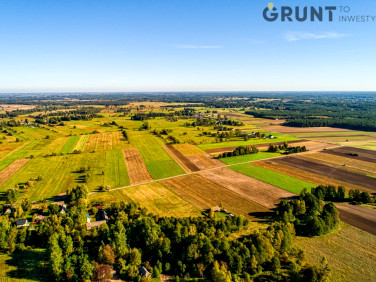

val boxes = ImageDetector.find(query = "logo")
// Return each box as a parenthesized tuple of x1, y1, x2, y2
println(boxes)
(263, 2, 336, 22)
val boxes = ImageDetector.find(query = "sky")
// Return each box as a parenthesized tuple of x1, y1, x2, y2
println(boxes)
(0, 0, 375, 92)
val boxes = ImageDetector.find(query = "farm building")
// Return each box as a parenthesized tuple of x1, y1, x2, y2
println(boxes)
(139, 266, 151, 277)
(16, 219, 29, 228)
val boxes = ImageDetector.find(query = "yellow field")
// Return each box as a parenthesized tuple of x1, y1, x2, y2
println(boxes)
(73, 134, 89, 151)
(90, 182, 201, 217)
(172, 144, 207, 156)
(84, 131, 130, 152)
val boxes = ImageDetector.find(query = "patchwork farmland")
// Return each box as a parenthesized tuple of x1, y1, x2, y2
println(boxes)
(1, 94, 376, 281)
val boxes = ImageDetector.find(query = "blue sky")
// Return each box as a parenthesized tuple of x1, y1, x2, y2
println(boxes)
(0, 0, 375, 92)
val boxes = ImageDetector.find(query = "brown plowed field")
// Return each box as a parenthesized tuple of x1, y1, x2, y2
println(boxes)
(322, 149, 376, 164)
(188, 154, 224, 170)
(206, 140, 307, 154)
(0, 159, 30, 186)
(254, 160, 369, 192)
(164, 145, 200, 173)
(336, 203, 376, 236)
(199, 167, 295, 209)
(324, 146, 376, 162)
(273, 156, 376, 191)
(302, 152, 376, 176)
(123, 148, 152, 184)
(160, 174, 269, 218)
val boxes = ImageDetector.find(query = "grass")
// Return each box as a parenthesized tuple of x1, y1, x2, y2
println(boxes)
(90, 182, 201, 217)
(73, 134, 89, 151)
(0, 248, 48, 281)
(104, 149, 130, 188)
(230, 163, 315, 194)
(295, 222, 376, 282)
(128, 132, 185, 179)
(0, 152, 107, 202)
(198, 133, 299, 150)
(219, 152, 281, 165)
(59, 135, 80, 154)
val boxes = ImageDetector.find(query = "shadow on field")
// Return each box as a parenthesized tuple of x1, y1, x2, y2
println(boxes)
(248, 211, 274, 222)
(6, 249, 49, 281)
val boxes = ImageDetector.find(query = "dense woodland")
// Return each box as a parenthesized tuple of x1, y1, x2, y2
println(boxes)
(0, 184, 335, 281)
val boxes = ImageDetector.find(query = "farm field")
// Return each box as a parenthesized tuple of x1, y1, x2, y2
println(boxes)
(198, 132, 299, 150)
(187, 154, 223, 170)
(163, 145, 200, 173)
(0, 152, 107, 202)
(73, 134, 89, 151)
(274, 156, 376, 191)
(59, 135, 79, 154)
(123, 148, 153, 185)
(172, 143, 207, 155)
(0, 159, 30, 186)
(295, 222, 376, 282)
(90, 182, 201, 217)
(219, 152, 281, 165)
(259, 125, 353, 133)
(160, 174, 270, 218)
(84, 131, 129, 152)
(302, 152, 376, 177)
(199, 167, 295, 209)
(255, 159, 368, 191)
(104, 149, 130, 188)
(230, 163, 315, 194)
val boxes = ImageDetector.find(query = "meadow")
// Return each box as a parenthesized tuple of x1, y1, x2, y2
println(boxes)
(219, 151, 281, 165)
(230, 163, 316, 194)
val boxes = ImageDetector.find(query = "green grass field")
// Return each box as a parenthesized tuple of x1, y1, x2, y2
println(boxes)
(0, 140, 39, 171)
(220, 152, 281, 165)
(128, 131, 185, 179)
(198, 133, 299, 150)
(59, 135, 80, 154)
(104, 149, 130, 188)
(0, 152, 107, 202)
(230, 163, 315, 194)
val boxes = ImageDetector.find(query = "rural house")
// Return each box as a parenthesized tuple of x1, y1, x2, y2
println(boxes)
(16, 219, 29, 228)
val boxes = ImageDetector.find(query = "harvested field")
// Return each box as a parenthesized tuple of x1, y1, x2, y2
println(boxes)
(206, 139, 307, 155)
(91, 182, 201, 217)
(187, 154, 223, 170)
(324, 146, 376, 161)
(296, 134, 370, 138)
(73, 135, 89, 151)
(199, 168, 295, 209)
(160, 174, 269, 218)
(282, 140, 337, 151)
(295, 222, 376, 282)
(322, 149, 376, 164)
(255, 160, 368, 191)
(85, 131, 128, 152)
(0, 159, 29, 186)
(163, 145, 200, 172)
(302, 152, 376, 177)
(123, 148, 152, 185)
(274, 156, 376, 191)
(172, 144, 207, 156)
(336, 203, 376, 236)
